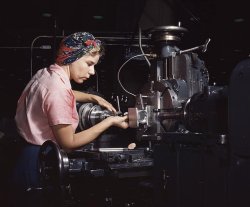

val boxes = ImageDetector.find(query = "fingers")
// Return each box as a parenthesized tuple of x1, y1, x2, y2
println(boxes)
(109, 105, 117, 113)
(105, 104, 116, 113)
(97, 97, 117, 113)
(120, 121, 129, 129)
(120, 115, 129, 129)
(106, 115, 129, 129)
(121, 115, 128, 121)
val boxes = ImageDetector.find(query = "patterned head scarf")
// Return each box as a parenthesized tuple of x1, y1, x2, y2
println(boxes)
(55, 32, 103, 65)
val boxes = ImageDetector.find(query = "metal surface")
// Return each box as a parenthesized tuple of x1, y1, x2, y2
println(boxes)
(39, 140, 153, 181)
(77, 102, 114, 130)
(127, 26, 211, 140)
(147, 26, 188, 42)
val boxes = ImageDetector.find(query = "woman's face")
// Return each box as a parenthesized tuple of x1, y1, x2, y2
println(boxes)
(69, 53, 100, 84)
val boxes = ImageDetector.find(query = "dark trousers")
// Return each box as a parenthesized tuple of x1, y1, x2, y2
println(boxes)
(7, 140, 63, 207)
(7, 142, 42, 207)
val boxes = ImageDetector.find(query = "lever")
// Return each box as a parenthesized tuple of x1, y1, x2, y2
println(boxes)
(173, 38, 211, 56)
(116, 96, 122, 115)
(202, 38, 211, 53)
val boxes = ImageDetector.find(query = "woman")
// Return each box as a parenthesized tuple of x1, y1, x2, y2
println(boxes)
(9, 32, 129, 206)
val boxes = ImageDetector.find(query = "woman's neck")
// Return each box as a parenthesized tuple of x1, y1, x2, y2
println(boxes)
(61, 65, 70, 79)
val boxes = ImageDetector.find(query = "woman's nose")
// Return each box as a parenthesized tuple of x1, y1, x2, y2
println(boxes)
(89, 66, 95, 75)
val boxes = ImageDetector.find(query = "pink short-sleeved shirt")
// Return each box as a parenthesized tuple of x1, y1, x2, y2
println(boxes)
(15, 64, 79, 145)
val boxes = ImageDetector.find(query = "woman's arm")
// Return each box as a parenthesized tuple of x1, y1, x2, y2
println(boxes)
(73, 90, 116, 112)
(72, 90, 95, 102)
(51, 115, 128, 151)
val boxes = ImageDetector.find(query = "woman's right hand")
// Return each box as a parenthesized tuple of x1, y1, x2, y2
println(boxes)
(106, 115, 129, 129)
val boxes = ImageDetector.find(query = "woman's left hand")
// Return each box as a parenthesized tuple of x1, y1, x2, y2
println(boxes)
(93, 95, 117, 113)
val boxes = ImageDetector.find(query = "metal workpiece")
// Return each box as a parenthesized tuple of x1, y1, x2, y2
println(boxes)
(77, 102, 115, 130)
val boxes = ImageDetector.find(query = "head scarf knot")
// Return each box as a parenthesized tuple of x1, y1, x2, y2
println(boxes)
(56, 32, 102, 65)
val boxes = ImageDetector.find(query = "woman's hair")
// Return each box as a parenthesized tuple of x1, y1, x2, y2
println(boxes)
(88, 43, 105, 57)
(55, 32, 104, 66)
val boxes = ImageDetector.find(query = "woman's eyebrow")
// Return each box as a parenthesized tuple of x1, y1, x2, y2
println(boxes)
(87, 61, 96, 65)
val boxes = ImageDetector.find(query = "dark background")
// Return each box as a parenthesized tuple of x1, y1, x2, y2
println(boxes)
(0, 0, 249, 118)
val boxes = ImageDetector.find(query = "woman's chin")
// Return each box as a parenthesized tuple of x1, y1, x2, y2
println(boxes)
(76, 79, 86, 84)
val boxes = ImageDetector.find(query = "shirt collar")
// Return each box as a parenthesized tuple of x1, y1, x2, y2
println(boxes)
(49, 64, 71, 89)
